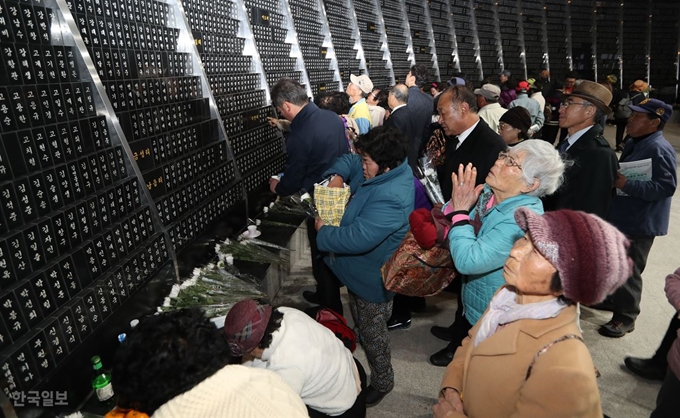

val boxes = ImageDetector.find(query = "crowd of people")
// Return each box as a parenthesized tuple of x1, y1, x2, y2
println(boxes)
(106, 66, 678, 417)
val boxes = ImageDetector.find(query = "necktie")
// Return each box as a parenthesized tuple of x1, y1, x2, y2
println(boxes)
(451, 136, 460, 152)
(557, 138, 570, 153)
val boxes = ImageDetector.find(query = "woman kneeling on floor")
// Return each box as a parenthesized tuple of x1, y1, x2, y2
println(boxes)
(434, 208, 632, 417)
(224, 299, 366, 418)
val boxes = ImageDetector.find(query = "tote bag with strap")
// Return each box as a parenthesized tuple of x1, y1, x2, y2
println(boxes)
(381, 230, 456, 297)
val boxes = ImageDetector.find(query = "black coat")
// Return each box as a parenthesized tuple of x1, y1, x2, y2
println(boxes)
(275, 103, 348, 196)
(384, 105, 421, 170)
(438, 118, 507, 200)
(542, 124, 618, 218)
(408, 86, 435, 160)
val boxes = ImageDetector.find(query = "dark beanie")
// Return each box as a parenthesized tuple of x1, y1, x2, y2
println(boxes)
(514, 208, 632, 306)
(500, 107, 532, 137)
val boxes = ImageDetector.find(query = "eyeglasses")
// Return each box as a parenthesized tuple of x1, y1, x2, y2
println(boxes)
(560, 100, 592, 109)
(498, 122, 511, 130)
(498, 151, 522, 169)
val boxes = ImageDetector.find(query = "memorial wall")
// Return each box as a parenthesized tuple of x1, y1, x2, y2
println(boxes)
(0, 0, 678, 413)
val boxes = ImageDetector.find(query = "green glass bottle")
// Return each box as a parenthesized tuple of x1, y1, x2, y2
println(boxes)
(91, 355, 114, 402)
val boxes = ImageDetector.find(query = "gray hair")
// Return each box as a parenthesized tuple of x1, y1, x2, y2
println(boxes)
(389, 84, 409, 104)
(513, 141, 570, 197)
(271, 78, 309, 108)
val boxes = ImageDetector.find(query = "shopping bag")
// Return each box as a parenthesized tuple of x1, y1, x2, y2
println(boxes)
(381, 230, 456, 297)
(313, 183, 351, 226)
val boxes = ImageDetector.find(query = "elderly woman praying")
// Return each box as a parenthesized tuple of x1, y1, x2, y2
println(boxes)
(429, 140, 568, 366)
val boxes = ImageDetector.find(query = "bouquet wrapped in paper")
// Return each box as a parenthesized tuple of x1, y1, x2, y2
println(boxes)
(417, 156, 446, 205)
(313, 178, 350, 226)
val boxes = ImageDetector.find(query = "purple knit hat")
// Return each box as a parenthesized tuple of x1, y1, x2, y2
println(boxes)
(514, 208, 633, 305)
(223, 299, 272, 356)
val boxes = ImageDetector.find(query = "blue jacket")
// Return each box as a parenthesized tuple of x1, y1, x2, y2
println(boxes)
(448, 186, 544, 325)
(316, 155, 415, 303)
(275, 103, 348, 196)
(607, 130, 677, 236)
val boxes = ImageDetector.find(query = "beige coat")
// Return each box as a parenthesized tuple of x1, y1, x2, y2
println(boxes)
(440, 302, 602, 418)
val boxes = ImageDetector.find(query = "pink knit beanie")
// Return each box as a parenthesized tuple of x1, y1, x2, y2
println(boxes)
(514, 208, 633, 305)
(223, 299, 272, 356)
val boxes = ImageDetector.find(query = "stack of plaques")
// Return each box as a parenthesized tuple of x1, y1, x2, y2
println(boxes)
(521, 0, 545, 77)
(622, 2, 647, 84)
(450, 2, 478, 79)
(289, 0, 338, 96)
(322, 0, 362, 84)
(405, 0, 436, 79)
(568, 1, 594, 79)
(649, 4, 678, 89)
(236, 0, 291, 192)
(380, 0, 412, 83)
(244, 0, 302, 88)
(428, 0, 455, 81)
(0, 0, 168, 397)
(474, 0, 498, 78)
(184, 0, 284, 198)
(595, 2, 619, 80)
(353, 0, 391, 88)
(544, 0, 569, 80)
(496, 2, 522, 79)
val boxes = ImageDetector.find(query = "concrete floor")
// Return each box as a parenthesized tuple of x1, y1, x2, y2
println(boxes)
(273, 121, 680, 418)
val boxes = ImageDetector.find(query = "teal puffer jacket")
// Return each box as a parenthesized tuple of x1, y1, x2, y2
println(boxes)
(317, 155, 415, 303)
(449, 186, 544, 324)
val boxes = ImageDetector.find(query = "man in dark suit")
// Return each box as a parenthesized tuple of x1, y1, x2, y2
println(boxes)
(542, 80, 618, 219)
(405, 64, 434, 161)
(436, 86, 507, 200)
(428, 85, 506, 367)
(384, 84, 420, 169)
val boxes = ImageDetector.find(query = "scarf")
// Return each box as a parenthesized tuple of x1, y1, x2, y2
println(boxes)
(473, 288, 567, 348)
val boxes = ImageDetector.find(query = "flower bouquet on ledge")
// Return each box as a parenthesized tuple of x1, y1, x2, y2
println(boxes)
(159, 263, 265, 318)
(216, 238, 290, 267)
(417, 156, 446, 205)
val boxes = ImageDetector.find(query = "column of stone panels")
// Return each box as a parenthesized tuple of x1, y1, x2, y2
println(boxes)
(405, 1, 437, 80)
(289, 0, 338, 96)
(353, 0, 392, 89)
(474, 0, 498, 80)
(0, 0, 172, 396)
(380, 0, 414, 84)
(428, 0, 456, 81)
(568, 0, 594, 79)
(544, 0, 569, 79)
(226, 0, 295, 193)
(521, 0, 545, 78)
(322, 0, 364, 88)
(622, 1, 647, 84)
(594, 1, 618, 80)
(650, 2, 679, 90)
(130, 0, 239, 251)
(496, 1, 523, 80)
(450, 1, 477, 78)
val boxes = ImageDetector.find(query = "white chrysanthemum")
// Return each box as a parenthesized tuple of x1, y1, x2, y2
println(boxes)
(169, 284, 180, 298)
